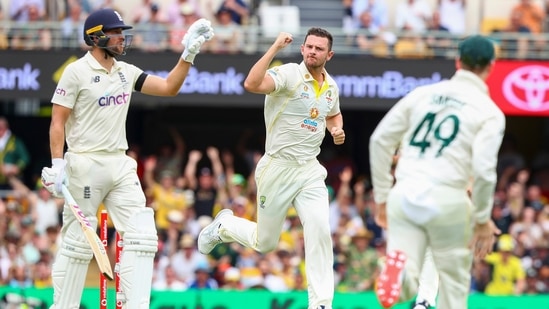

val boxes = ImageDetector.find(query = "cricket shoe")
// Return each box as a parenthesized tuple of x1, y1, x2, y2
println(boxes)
(411, 300, 430, 309)
(376, 250, 407, 308)
(198, 209, 233, 254)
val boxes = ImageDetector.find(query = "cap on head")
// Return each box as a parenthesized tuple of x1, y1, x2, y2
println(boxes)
(83, 8, 132, 46)
(497, 234, 515, 252)
(458, 35, 495, 69)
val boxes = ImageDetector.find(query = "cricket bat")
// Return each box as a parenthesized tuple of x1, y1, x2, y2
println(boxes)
(61, 185, 114, 280)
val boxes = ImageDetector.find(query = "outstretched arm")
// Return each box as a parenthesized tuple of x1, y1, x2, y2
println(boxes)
(140, 19, 214, 96)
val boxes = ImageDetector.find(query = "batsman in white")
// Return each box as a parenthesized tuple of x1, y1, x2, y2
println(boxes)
(198, 28, 345, 309)
(369, 35, 504, 309)
(40, 8, 213, 308)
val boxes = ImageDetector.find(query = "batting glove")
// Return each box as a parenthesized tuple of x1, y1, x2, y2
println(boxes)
(181, 18, 214, 64)
(41, 158, 68, 198)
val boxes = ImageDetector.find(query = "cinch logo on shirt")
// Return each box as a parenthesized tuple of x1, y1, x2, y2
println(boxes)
(98, 93, 130, 106)
(301, 118, 318, 132)
(55, 88, 67, 96)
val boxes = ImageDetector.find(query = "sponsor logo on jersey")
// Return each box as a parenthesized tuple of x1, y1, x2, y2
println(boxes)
(325, 90, 333, 104)
(259, 195, 266, 209)
(98, 92, 130, 106)
(310, 107, 319, 119)
(301, 118, 318, 132)
(55, 87, 67, 96)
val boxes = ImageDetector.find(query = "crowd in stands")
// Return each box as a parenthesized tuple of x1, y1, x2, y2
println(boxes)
(0, 0, 548, 58)
(1, 113, 549, 296)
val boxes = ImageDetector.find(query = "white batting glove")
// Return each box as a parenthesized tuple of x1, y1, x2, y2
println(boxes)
(41, 158, 68, 198)
(181, 18, 214, 64)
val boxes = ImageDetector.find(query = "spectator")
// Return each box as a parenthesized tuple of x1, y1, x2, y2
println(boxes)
(256, 256, 289, 292)
(349, 0, 389, 33)
(275, 248, 302, 290)
(7, 264, 33, 288)
(437, 0, 466, 35)
(216, 0, 249, 25)
(470, 259, 491, 293)
(0, 117, 30, 190)
(505, 181, 526, 220)
(157, 210, 186, 257)
(134, 3, 170, 52)
(538, 204, 549, 240)
(425, 10, 453, 57)
(492, 202, 514, 235)
(221, 266, 243, 290)
(484, 234, 526, 295)
(427, 11, 449, 32)
(184, 147, 224, 219)
(0, 3, 8, 49)
(9, 0, 46, 22)
(153, 127, 186, 181)
(152, 264, 188, 290)
(210, 7, 243, 54)
(394, 0, 433, 33)
(329, 166, 363, 236)
(44, 0, 67, 21)
(509, 206, 545, 251)
(60, 2, 87, 50)
(93, 0, 123, 14)
(151, 252, 170, 289)
(166, 0, 201, 28)
(8, 176, 63, 237)
(143, 156, 188, 239)
(188, 262, 219, 289)
(352, 1, 395, 55)
(169, 3, 203, 53)
(170, 233, 209, 285)
(509, 0, 545, 34)
(526, 183, 546, 211)
(132, 0, 167, 24)
(32, 259, 52, 288)
(336, 227, 378, 292)
(10, 3, 52, 50)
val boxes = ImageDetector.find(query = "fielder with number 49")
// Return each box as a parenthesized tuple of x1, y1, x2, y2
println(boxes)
(369, 35, 504, 309)
(40, 8, 213, 308)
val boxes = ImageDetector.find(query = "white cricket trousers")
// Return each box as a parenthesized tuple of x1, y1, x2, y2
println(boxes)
(219, 154, 334, 309)
(417, 248, 439, 306)
(386, 180, 474, 309)
(51, 151, 148, 308)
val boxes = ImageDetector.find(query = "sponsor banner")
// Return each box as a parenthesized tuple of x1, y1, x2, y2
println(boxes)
(487, 60, 549, 116)
(1, 288, 548, 308)
(0, 50, 455, 110)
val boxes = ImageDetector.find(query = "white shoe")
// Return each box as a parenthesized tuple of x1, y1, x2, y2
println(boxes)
(198, 209, 233, 254)
(412, 300, 430, 309)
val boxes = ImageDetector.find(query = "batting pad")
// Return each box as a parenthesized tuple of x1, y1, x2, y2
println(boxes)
(118, 208, 158, 308)
(51, 237, 93, 308)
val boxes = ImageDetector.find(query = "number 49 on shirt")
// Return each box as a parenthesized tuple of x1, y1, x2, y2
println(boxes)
(409, 112, 460, 157)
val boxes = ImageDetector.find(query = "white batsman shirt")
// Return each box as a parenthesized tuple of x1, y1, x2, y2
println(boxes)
(265, 62, 341, 162)
(51, 52, 143, 153)
(370, 70, 505, 224)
